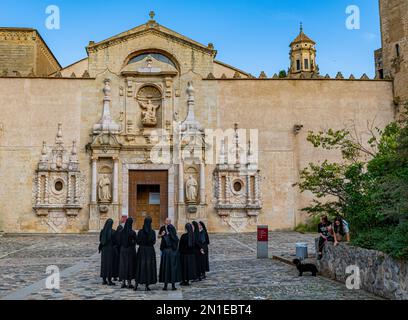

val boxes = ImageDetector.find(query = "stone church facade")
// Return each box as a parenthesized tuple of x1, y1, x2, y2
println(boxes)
(0, 1, 406, 233)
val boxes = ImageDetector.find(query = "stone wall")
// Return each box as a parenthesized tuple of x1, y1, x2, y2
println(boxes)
(0, 78, 94, 233)
(379, 0, 408, 114)
(0, 75, 396, 234)
(0, 22, 397, 234)
(317, 241, 408, 300)
(209, 79, 395, 232)
(0, 28, 60, 77)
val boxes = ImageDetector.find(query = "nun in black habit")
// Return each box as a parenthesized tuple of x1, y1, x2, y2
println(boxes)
(135, 216, 157, 291)
(179, 223, 198, 286)
(98, 219, 116, 286)
(159, 224, 181, 291)
(112, 221, 124, 281)
(191, 221, 204, 282)
(198, 221, 210, 278)
(118, 217, 137, 289)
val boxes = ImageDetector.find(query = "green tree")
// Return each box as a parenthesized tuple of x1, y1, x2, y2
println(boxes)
(297, 103, 408, 259)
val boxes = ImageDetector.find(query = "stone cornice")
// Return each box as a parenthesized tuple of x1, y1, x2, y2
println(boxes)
(35, 37, 61, 71)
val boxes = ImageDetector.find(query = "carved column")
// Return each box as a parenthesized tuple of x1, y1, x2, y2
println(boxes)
(179, 162, 184, 203)
(44, 175, 49, 204)
(67, 174, 72, 204)
(246, 174, 252, 205)
(91, 157, 98, 204)
(218, 175, 223, 205)
(113, 158, 119, 204)
(74, 174, 79, 204)
(255, 173, 261, 206)
(36, 175, 42, 206)
(226, 175, 231, 204)
(200, 164, 205, 205)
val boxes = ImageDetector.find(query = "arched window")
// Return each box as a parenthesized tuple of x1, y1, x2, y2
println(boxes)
(128, 52, 176, 68)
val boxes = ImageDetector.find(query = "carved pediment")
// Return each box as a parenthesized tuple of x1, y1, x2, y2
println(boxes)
(86, 20, 216, 57)
(89, 133, 122, 152)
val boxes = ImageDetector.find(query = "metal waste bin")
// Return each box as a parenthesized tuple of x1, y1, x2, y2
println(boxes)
(296, 243, 308, 260)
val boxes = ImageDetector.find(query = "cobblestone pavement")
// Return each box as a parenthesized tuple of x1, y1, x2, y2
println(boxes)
(0, 232, 381, 300)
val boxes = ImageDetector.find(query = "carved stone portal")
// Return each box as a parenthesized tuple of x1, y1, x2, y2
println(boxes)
(213, 124, 262, 231)
(33, 124, 84, 218)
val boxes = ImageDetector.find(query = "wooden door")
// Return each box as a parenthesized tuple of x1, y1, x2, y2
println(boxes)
(129, 171, 168, 230)
(135, 185, 161, 229)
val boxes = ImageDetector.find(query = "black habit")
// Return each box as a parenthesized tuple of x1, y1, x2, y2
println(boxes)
(118, 218, 137, 281)
(112, 224, 123, 279)
(192, 221, 204, 279)
(99, 219, 116, 280)
(159, 225, 181, 285)
(135, 217, 157, 285)
(158, 225, 168, 250)
(179, 223, 198, 282)
(199, 221, 210, 273)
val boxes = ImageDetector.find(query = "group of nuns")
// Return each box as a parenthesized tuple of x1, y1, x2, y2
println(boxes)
(98, 216, 210, 291)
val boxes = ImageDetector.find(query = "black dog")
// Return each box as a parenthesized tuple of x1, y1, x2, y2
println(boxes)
(293, 259, 318, 277)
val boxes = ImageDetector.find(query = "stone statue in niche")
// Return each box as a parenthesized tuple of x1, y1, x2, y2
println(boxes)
(139, 99, 160, 127)
(186, 175, 198, 203)
(137, 85, 162, 128)
(98, 174, 112, 202)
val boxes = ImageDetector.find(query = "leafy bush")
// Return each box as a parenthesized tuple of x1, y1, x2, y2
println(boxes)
(351, 222, 408, 260)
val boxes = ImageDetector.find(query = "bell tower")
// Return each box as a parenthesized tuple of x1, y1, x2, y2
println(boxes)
(378, 0, 408, 116)
(289, 23, 318, 78)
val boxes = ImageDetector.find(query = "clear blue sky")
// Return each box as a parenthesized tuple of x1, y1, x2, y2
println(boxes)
(1, 0, 381, 77)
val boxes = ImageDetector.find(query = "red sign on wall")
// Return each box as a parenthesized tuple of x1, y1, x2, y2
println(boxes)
(257, 226, 268, 242)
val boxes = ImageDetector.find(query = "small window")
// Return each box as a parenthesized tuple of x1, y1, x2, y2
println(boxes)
(149, 192, 160, 205)
(233, 181, 243, 192)
(55, 181, 63, 192)
(396, 44, 400, 57)
(296, 60, 301, 71)
(304, 59, 309, 69)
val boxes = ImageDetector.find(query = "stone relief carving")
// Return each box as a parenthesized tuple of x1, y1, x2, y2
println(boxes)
(139, 99, 160, 127)
(136, 85, 162, 128)
(33, 124, 84, 218)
